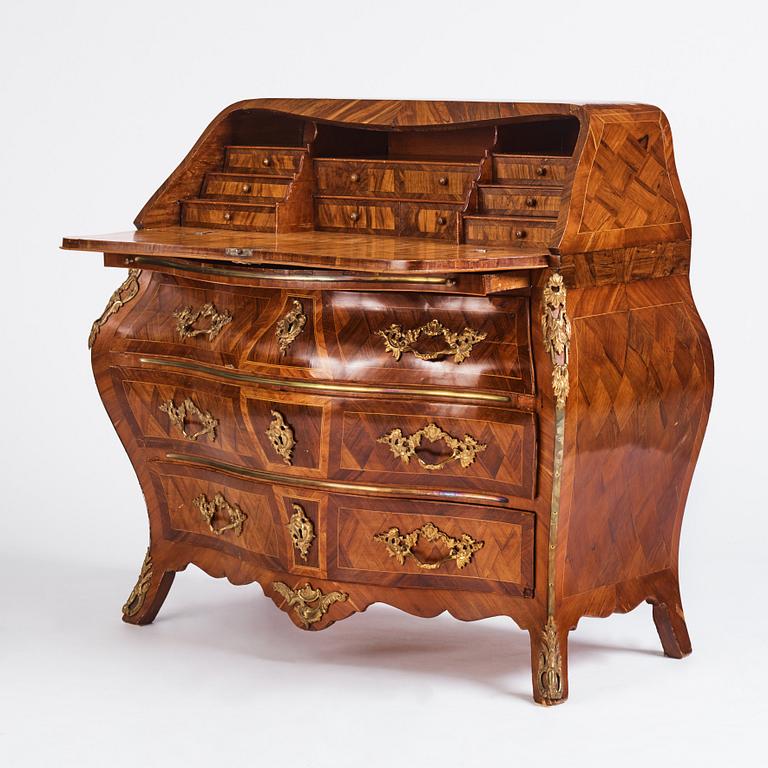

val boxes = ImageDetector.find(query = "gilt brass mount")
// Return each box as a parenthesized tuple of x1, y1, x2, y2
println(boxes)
(541, 273, 571, 408)
(377, 422, 486, 471)
(88, 269, 141, 349)
(174, 302, 233, 341)
(377, 318, 487, 364)
(287, 503, 315, 562)
(275, 299, 307, 354)
(374, 521, 484, 570)
(266, 409, 295, 465)
(159, 397, 218, 442)
(272, 582, 348, 628)
(122, 548, 153, 617)
(193, 492, 247, 536)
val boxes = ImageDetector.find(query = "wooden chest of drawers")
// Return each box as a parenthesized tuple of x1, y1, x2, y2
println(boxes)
(63, 98, 712, 705)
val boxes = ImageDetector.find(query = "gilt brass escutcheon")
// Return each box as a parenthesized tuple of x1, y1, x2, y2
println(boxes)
(377, 422, 486, 471)
(377, 318, 487, 364)
(287, 503, 315, 561)
(193, 491, 247, 536)
(159, 397, 218, 442)
(373, 521, 484, 571)
(266, 409, 295, 465)
(275, 299, 307, 354)
(174, 302, 233, 341)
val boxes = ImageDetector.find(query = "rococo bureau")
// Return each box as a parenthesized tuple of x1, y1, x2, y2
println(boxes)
(63, 99, 713, 705)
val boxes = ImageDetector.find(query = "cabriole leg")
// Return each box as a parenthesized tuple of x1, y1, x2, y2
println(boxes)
(649, 584, 692, 659)
(121, 547, 176, 626)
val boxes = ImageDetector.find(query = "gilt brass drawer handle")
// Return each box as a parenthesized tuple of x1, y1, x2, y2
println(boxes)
(160, 397, 218, 442)
(377, 422, 486, 471)
(374, 521, 484, 571)
(377, 319, 487, 364)
(287, 503, 315, 561)
(174, 302, 233, 341)
(272, 581, 347, 628)
(193, 492, 247, 536)
(266, 409, 295, 465)
(275, 299, 306, 354)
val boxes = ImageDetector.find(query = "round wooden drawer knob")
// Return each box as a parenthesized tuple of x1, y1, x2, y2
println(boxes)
(223, 212, 233, 222)
(438, 177, 449, 186)
(525, 196, 537, 207)
(535, 166, 547, 177)
(437, 216, 447, 225)
(350, 173, 360, 182)
(349, 211, 360, 222)
(262, 158, 271, 167)
(514, 229, 526, 239)
(241, 184, 252, 193)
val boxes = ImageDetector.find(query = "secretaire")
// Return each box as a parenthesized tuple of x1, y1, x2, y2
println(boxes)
(62, 99, 713, 705)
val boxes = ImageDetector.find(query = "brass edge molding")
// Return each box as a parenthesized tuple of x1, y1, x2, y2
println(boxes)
(374, 521, 484, 571)
(378, 318, 487, 364)
(377, 422, 487, 471)
(137, 356, 511, 403)
(275, 299, 307, 354)
(159, 397, 218, 442)
(193, 491, 247, 536)
(272, 581, 348, 628)
(130, 256, 453, 284)
(122, 548, 153, 617)
(287, 503, 315, 561)
(266, 410, 295, 465)
(163, 453, 509, 505)
(174, 302, 233, 341)
(88, 269, 141, 349)
(537, 271, 571, 703)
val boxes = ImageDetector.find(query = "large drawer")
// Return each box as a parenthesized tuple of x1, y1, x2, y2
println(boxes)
(106, 275, 534, 397)
(149, 461, 534, 596)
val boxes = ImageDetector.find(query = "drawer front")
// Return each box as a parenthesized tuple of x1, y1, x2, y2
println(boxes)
(114, 367, 329, 477)
(315, 198, 397, 234)
(464, 217, 556, 245)
(202, 173, 291, 200)
(314, 160, 396, 196)
(398, 168, 476, 200)
(479, 187, 562, 217)
(225, 147, 305, 173)
(332, 400, 536, 499)
(322, 292, 534, 395)
(181, 201, 276, 231)
(399, 203, 459, 240)
(493, 155, 569, 183)
(150, 463, 288, 568)
(327, 495, 534, 596)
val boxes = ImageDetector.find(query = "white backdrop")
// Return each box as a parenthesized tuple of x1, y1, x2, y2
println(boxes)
(1, 1, 765, 766)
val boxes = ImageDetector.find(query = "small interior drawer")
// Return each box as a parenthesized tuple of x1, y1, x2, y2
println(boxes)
(314, 160, 396, 196)
(493, 154, 569, 183)
(225, 146, 305, 173)
(315, 197, 397, 233)
(202, 173, 292, 200)
(181, 200, 276, 231)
